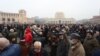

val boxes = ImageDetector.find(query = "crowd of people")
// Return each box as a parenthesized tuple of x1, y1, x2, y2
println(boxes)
(0, 24, 100, 56)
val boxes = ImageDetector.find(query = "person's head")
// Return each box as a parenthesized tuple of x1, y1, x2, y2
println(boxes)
(25, 27, 31, 34)
(62, 29, 66, 33)
(59, 35, 64, 40)
(32, 25, 37, 30)
(4, 27, 7, 29)
(55, 27, 59, 31)
(86, 30, 93, 39)
(95, 31, 100, 36)
(0, 38, 10, 51)
(33, 41, 42, 53)
(79, 26, 82, 29)
(69, 33, 81, 45)
(58, 32, 64, 40)
(10, 29, 14, 32)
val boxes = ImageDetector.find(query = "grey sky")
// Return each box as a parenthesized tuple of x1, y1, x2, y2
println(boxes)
(0, 0, 100, 20)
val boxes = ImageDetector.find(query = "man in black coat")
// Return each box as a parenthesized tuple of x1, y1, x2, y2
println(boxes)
(56, 34, 70, 56)
(2, 27, 9, 39)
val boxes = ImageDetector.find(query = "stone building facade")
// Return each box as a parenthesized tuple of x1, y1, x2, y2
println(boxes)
(0, 10, 27, 24)
(44, 12, 76, 24)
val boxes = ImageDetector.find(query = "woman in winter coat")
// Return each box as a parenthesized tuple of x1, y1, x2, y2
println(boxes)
(24, 27, 33, 47)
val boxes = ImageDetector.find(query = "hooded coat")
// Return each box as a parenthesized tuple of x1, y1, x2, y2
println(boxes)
(24, 27, 33, 44)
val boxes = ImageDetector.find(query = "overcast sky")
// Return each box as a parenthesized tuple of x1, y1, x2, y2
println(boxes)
(0, 0, 100, 20)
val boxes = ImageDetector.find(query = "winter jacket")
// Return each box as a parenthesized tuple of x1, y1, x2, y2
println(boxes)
(29, 48, 48, 56)
(92, 48, 100, 56)
(68, 42, 85, 56)
(83, 37, 100, 56)
(0, 44, 21, 56)
(24, 27, 33, 44)
(9, 32, 17, 44)
(56, 39, 70, 56)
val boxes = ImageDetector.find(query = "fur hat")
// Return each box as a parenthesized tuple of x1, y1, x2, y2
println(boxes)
(70, 33, 81, 40)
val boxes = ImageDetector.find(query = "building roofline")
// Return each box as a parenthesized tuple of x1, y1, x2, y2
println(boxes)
(0, 11, 19, 14)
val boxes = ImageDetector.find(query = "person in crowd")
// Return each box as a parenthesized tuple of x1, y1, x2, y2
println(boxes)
(20, 25, 32, 56)
(94, 31, 100, 45)
(68, 33, 85, 56)
(24, 26, 33, 47)
(0, 38, 21, 56)
(32, 25, 45, 47)
(29, 41, 48, 56)
(42, 25, 49, 44)
(92, 48, 100, 56)
(30, 25, 34, 39)
(83, 30, 100, 56)
(2, 26, 9, 39)
(0, 24, 3, 33)
(20, 25, 31, 47)
(9, 29, 18, 44)
(17, 24, 25, 39)
(20, 39, 29, 56)
(77, 25, 86, 43)
(50, 34, 59, 56)
(65, 25, 70, 35)
(56, 33, 70, 56)
(32, 25, 40, 40)
(32, 25, 38, 35)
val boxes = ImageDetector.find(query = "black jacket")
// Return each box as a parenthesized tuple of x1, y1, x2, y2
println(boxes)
(29, 48, 48, 56)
